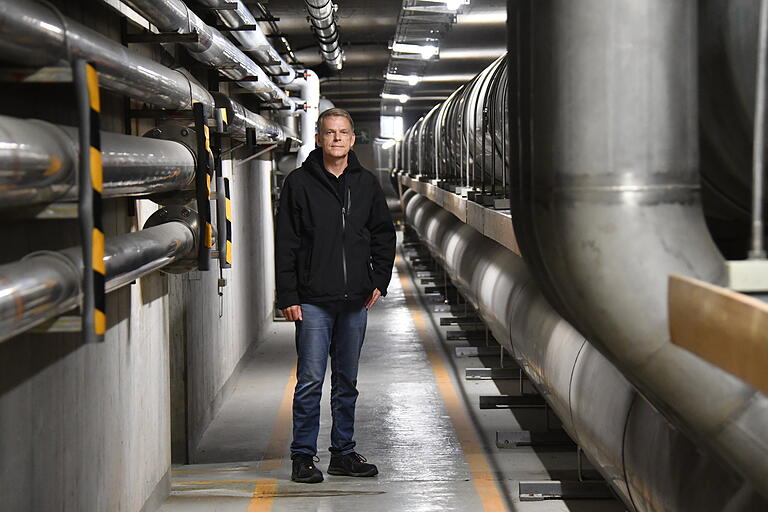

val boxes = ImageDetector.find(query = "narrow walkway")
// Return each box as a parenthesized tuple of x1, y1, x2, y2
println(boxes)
(159, 242, 625, 512)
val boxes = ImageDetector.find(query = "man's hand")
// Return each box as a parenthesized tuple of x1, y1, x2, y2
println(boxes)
(364, 288, 382, 309)
(282, 305, 303, 322)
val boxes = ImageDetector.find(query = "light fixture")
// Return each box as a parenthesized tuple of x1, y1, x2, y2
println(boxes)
(391, 42, 439, 60)
(444, 0, 468, 10)
(381, 92, 410, 104)
(385, 73, 421, 86)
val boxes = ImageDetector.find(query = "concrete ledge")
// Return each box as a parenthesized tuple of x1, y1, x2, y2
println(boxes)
(400, 174, 518, 254)
(139, 468, 170, 512)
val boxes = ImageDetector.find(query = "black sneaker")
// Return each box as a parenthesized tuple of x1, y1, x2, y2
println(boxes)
(291, 454, 323, 483)
(327, 452, 378, 477)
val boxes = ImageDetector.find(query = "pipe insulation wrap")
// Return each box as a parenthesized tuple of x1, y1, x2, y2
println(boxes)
(120, 0, 294, 107)
(0, 221, 195, 344)
(0, 116, 197, 208)
(197, 0, 298, 85)
(0, 0, 285, 142)
(304, 0, 343, 69)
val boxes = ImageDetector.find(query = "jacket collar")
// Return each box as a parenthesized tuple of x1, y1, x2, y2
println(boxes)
(304, 147, 362, 176)
(303, 147, 361, 202)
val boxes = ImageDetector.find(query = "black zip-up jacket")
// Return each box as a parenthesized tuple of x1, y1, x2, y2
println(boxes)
(275, 148, 396, 309)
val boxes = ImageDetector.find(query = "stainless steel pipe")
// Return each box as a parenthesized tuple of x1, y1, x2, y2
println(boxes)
(0, 221, 195, 343)
(0, 0, 284, 142)
(509, 0, 768, 498)
(403, 189, 767, 511)
(0, 116, 196, 208)
(304, 0, 343, 70)
(197, 0, 298, 85)
(120, 0, 294, 107)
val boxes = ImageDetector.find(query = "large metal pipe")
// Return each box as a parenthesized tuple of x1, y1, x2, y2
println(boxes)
(402, 189, 767, 511)
(197, 0, 298, 85)
(285, 70, 320, 167)
(119, 0, 294, 108)
(0, 0, 284, 142)
(0, 221, 195, 344)
(509, 0, 768, 497)
(304, 0, 343, 70)
(0, 116, 196, 208)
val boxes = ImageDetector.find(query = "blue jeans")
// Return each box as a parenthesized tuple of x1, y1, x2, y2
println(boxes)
(291, 302, 368, 457)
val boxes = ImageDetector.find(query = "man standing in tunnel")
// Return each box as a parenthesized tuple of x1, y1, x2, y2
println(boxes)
(275, 108, 396, 484)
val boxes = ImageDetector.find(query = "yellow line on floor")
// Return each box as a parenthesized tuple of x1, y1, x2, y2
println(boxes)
(396, 253, 507, 512)
(174, 479, 263, 485)
(171, 467, 251, 474)
(247, 479, 278, 512)
(259, 363, 297, 472)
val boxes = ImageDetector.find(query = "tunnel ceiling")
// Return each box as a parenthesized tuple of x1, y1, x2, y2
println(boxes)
(265, 0, 507, 121)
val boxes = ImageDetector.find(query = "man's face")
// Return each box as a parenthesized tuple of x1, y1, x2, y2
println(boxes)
(316, 115, 355, 159)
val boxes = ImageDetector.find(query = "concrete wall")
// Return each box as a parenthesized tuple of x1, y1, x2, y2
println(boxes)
(0, 1, 277, 509)
(172, 155, 276, 461)
(0, 199, 172, 512)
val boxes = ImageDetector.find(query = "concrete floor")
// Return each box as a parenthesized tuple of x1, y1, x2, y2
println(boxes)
(158, 241, 627, 512)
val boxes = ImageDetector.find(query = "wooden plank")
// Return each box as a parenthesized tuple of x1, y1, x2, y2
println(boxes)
(668, 274, 768, 395)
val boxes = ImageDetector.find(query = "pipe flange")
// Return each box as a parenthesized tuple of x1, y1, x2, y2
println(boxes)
(143, 125, 199, 206)
(143, 205, 201, 274)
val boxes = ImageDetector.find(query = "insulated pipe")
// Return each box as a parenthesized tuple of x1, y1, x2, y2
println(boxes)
(0, 1, 283, 142)
(510, 0, 768, 497)
(0, 116, 196, 208)
(0, 221, 195, 344)
(197, 0, 298, 85)
(119, 0, 294, 108)
(285, 70, 321, 168)
(304, 0, 343, 70)
(403, 189, 767, 511)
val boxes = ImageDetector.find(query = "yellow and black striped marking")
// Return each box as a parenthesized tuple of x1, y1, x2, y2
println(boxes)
(203, 124, 214, 250)
(86, 62, 106, 337)
(224, 177, 232, 265)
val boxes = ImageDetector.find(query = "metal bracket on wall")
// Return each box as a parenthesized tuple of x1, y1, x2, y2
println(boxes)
(518, 480, 613, 501)
(123, 29, 200, 44)
(496, 430, 575, 449)
(479, 394, 546, 409)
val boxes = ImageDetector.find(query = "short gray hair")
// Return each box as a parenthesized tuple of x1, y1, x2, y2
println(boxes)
(316, 108, 355, 133)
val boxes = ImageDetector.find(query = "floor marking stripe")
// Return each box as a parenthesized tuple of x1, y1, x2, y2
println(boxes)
(259, 363, 297, 472)
(247, 479, 278, 512)
(174, 479, 263, 485)
(396, 253, 508, 512)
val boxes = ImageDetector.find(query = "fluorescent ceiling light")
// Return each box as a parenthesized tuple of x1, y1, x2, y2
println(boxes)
(421, 73, 477, 82)
(444, 0, 466, 10)
(456, 11, 506, 24)
(381, 93, 410, 104)
(385, 73, 421, 86)
(439, 48, 506, 60)
(392, 42, 439, 60)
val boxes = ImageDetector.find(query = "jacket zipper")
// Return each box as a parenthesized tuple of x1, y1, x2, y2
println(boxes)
(341, 185, 350, 298)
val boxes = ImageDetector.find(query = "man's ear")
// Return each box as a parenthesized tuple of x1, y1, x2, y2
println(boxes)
(350, 133, 356, 148)
(315, 133, 321, 147)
